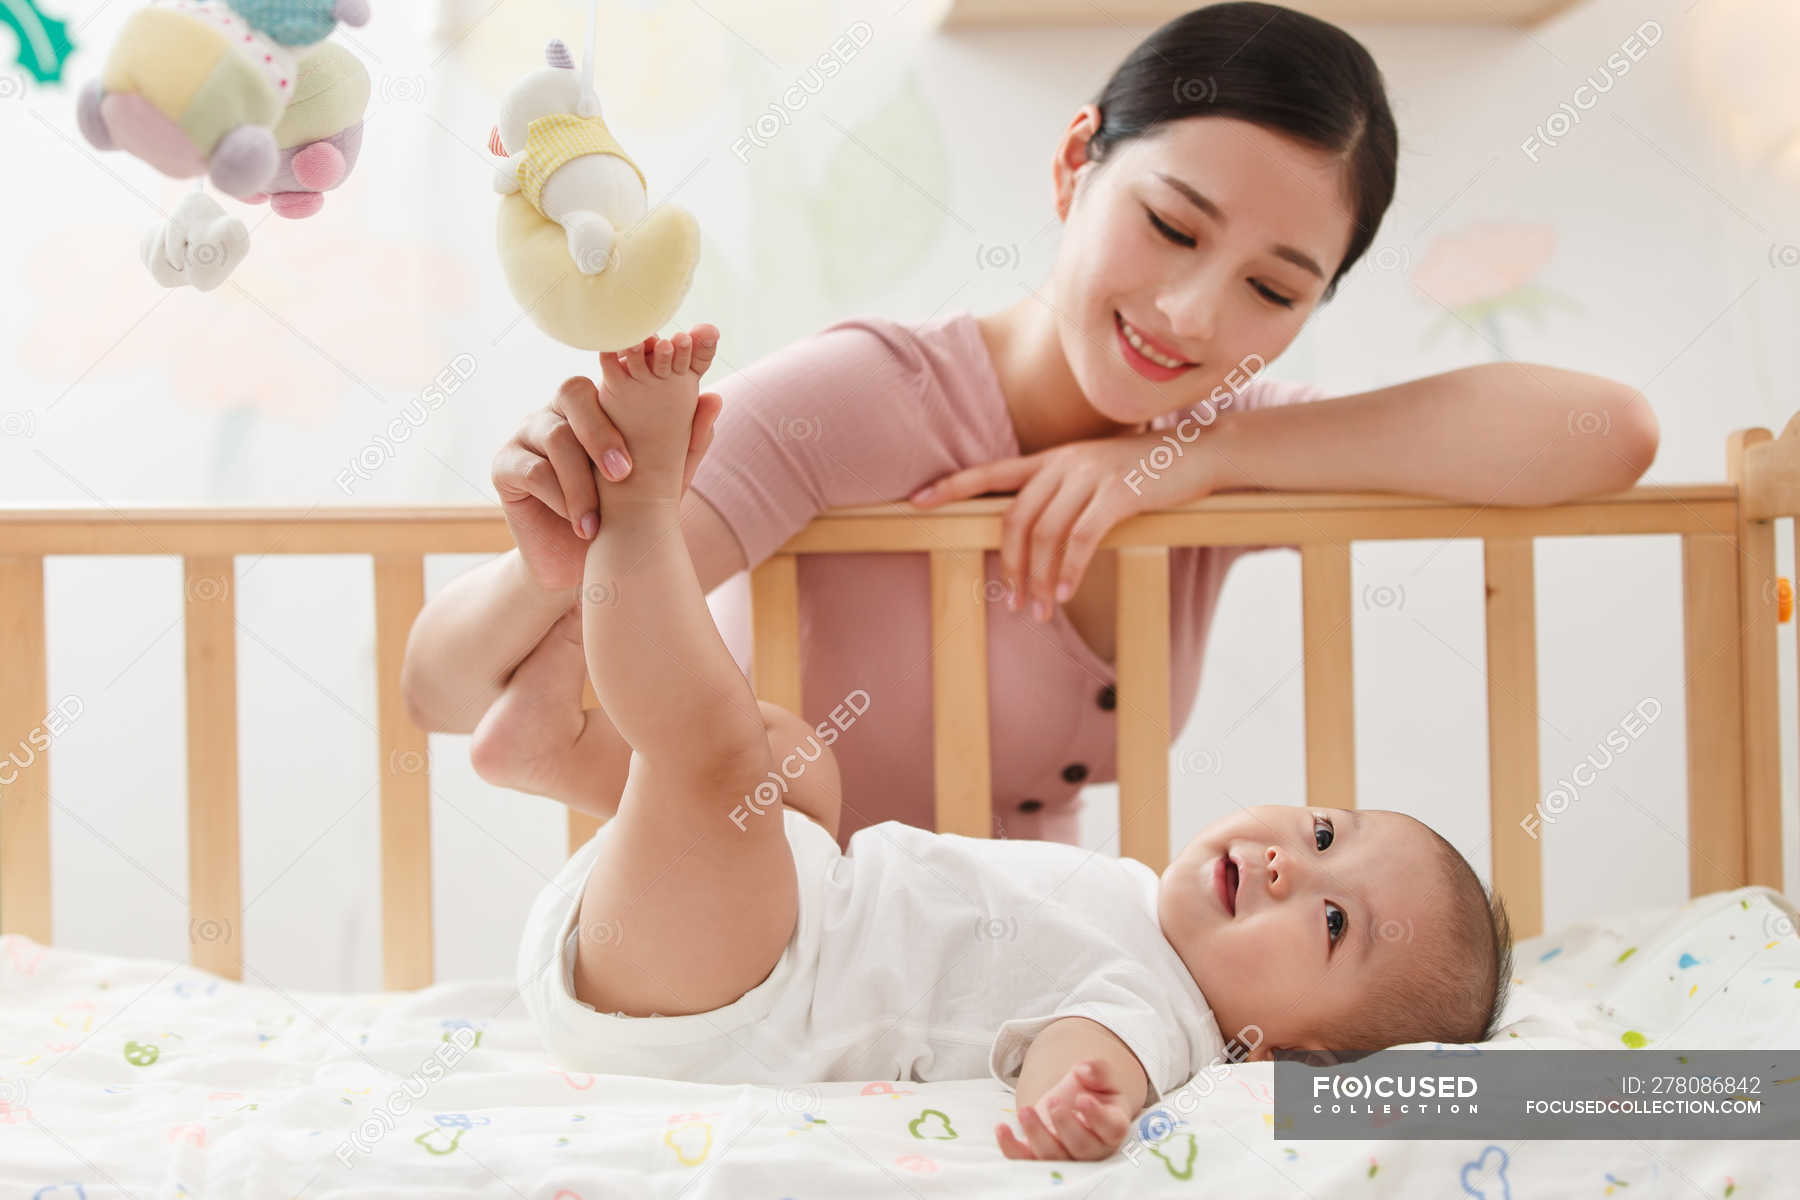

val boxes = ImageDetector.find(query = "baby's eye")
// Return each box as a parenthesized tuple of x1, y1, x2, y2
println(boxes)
(1325, 902, 1347, 946)
(1313, 815, 1335, 851)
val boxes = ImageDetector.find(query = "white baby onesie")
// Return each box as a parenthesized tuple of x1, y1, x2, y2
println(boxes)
(517, 806, 1226, 1101)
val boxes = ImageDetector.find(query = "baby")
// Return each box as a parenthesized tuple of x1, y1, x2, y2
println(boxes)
(514, 330, 1515, 1161)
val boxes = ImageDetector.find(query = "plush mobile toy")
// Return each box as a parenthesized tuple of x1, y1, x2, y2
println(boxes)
(73, 0, 371, 289)
(247, 39, 371, 218)
(489, 26, 700, 353)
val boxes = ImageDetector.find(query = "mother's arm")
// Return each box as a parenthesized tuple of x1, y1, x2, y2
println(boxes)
(1207, 363, 1659, 504)
(911, 363, 1660, 621)
(398, 494, 746, 735)
(408, 317, 950, 805)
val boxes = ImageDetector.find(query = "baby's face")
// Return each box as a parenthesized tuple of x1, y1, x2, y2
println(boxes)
(1157, 804, 1442, 1059)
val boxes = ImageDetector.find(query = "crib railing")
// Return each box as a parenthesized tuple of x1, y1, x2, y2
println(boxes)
(744, 474, 1785, 937)
(3, 418, 1799, 989)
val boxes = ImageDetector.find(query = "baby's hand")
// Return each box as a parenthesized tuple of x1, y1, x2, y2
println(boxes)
(994, 1058, 1135, 1161)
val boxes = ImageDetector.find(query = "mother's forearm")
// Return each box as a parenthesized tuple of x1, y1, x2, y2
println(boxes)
(400, 549, 577, 733)
(1208, 363, 1659, 506)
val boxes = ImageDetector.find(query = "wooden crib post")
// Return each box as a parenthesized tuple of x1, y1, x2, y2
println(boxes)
(374, 556, 433, 990)
(929, 550, 993, 839)
(1728, 425, 1787, 890)
(1484, 538, 1544, 940)
(1299, 542, 1356, 812)
(749, 554, 804, 715)
(0, 555, 52, 943)
(1680, 530, 1747, 894)
(184, 557, 243, 980)
(1116, 546, 1171, 869)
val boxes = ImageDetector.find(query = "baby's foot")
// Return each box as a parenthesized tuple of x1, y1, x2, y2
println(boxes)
(593, 328, 717, 504)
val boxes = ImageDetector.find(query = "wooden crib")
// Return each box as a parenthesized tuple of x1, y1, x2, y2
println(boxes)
(5, 417, 1800, 992)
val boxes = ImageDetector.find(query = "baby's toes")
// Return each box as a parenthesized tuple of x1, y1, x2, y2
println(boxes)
(688, 324, 720, 376)
(598, 349, 629, 388)
(622, 336, 652, 380)
(669, 331, 693, 375)
(649, 336, 673, 378)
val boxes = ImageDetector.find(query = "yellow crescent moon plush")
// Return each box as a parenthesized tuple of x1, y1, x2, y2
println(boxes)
(491, 38, 700, 354)
(495, 195, 700, 353)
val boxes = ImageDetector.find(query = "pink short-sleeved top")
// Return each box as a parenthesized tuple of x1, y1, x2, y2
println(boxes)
(687, 311, 1326, 847)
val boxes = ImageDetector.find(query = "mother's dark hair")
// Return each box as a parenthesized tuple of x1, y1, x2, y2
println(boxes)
(1085, 2, 1398, 303)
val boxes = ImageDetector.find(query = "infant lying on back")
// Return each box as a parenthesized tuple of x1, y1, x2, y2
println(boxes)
(513, 327, 1515, 1160)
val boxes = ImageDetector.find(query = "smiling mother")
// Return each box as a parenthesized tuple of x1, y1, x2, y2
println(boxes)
(402, 2, 1658, 847)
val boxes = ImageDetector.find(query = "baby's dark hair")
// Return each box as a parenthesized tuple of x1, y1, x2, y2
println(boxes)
(1309, 824, 1514, 1054)
(1084, 2, 1398, 303)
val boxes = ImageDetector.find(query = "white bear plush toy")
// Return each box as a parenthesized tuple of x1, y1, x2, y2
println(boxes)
(490, 39, 646, 275)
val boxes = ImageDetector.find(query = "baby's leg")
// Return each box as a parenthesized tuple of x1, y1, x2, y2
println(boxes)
(568, 336, 806, 1018)
(475, 600, 841, 835)
(469, 606, 630, 819)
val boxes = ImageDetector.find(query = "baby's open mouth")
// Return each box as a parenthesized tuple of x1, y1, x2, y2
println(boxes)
(1215, 855, 1238, 916)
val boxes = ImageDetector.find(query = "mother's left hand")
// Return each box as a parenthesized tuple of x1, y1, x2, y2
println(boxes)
(907, 428, 1219, 622)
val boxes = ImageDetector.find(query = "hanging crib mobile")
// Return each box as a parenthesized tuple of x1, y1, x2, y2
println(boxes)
(72, 0, 373, 291)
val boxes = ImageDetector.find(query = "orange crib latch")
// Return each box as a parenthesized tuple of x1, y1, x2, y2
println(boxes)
(1781, 577, 1793, 623)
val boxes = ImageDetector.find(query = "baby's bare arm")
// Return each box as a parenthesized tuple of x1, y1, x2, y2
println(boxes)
(997, 1017, 1151, 1161)
(1015, 1017, 1151, 1112)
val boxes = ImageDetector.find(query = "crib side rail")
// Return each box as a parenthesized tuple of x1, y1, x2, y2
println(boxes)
(0, 475, 1781, 985)
(751, 480, 1770, 942)
(0, 509, 512, 987)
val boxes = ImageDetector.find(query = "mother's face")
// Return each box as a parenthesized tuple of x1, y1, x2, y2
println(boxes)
(1049, 110, 1357, 426)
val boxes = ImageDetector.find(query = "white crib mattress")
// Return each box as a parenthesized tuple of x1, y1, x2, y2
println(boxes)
(4, 885, 1798, 1198)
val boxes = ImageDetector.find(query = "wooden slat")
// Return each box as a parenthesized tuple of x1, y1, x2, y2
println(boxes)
(928, 550, 992, 839)
(1300, 543, 1355, 811)
(374, 557, 433, 990)
(0, 557, 52, 943)
(1116, 546, 1171, 869)
(184, 557, 242, 980)
(1485, 539, 1543, 940)
(749, 555, 803, 715)
(1681, 533, 1746, 894)
(1728, 430, 1783, 889)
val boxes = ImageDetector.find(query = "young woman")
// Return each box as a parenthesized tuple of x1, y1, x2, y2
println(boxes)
(401, 2, 1657, 848)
